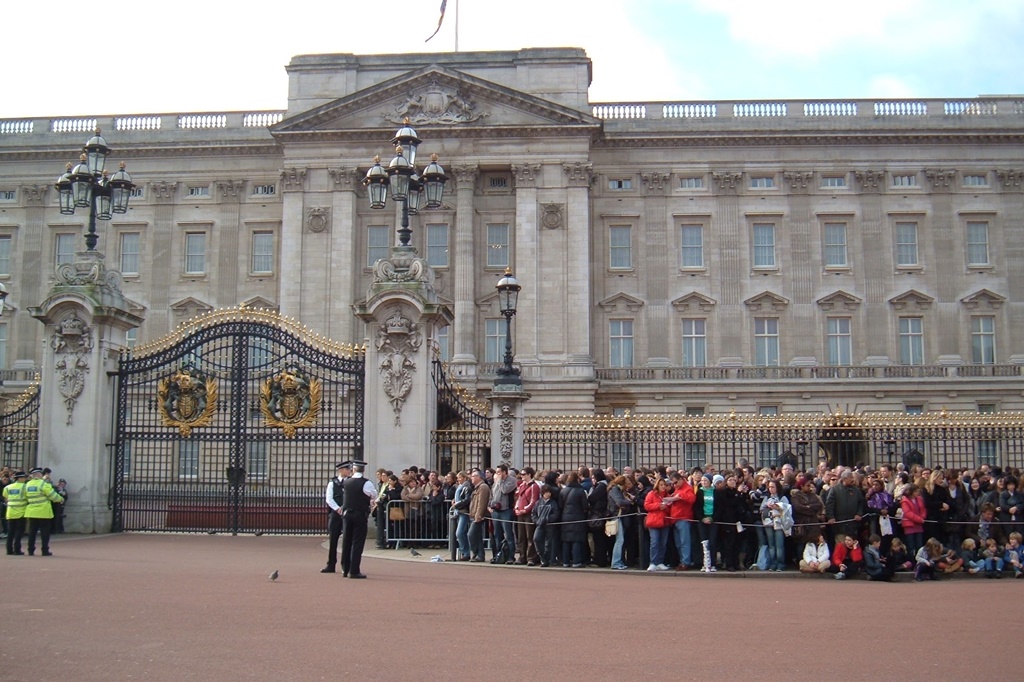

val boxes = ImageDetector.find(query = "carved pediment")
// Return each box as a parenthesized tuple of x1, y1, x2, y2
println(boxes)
(888, 289, 934, 311)
(961, 289, 1006, 310)
(816, 290, 863, 311)
(170, 297, 214, 319)
(272, 66, 600, 139)
(598, 293, 645, 313)
(240, 296, 278, 312)
(744, 291, 789, 312)
(671, 291, 717, 313)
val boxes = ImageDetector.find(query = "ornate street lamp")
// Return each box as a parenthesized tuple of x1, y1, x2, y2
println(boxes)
(364, 120, 447, 249)
(54, 127, 135, 252)
(494, 268, 521, 387)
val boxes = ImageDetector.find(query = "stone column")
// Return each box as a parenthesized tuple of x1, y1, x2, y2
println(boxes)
(29, 251, 144, 533)
(356, 247, 453, 475)
(488, 387, 531, 470)
(451, 165, 479, 367)
(278, 168, 307, 318)
(564, 163, 593, 368)
(513, 164, 541, 367)
(328, 168, 358, 342)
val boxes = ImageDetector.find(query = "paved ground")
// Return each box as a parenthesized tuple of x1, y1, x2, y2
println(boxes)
(0, 533, 1018, 682)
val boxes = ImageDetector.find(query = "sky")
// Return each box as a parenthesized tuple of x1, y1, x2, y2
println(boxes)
(2, 0, 1022, 118)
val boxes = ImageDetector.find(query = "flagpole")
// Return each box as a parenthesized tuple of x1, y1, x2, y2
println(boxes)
(454, 0, 459, 52)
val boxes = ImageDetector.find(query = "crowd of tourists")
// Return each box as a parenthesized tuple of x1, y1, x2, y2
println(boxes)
(372, 459, 1024, 580)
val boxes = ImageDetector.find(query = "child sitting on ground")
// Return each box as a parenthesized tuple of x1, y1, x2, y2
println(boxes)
(799, 533, 829, 573)
(1004, 532, 1023, 579)
(887, 537, 914, 571)
(961, 538, 985, 574)
(981, 537, 1004, 578)
(864, 534, 895, 581)
(915, 537, 946, 581)
(829, 534, 863, 580)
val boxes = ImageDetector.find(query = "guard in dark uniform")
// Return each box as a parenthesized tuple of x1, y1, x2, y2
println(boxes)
(321, 462, 350, 573)
(341, 460, 376, 579)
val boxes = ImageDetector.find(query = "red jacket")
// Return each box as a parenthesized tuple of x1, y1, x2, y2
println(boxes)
(831, 542, 864, 569)
(901, 495, 926, 534)
(514, 480, 540, 516)
(668, 483, 696, 522)
(644, 488, 671, 528)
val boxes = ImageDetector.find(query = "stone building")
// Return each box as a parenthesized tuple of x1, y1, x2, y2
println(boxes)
(1, 47, 1023, 420)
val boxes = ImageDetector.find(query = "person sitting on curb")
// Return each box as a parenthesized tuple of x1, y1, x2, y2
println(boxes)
(864, 534, 895, 582)
(828, 534, 863, 580)
(800, 533, 830, 574)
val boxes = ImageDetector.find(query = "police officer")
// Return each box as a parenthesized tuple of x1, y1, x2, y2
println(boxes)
(321, 461, 351, 573)
(24, 467, 63, 556)
(3, 470, 28, 555)
(340, 460, 376, 579)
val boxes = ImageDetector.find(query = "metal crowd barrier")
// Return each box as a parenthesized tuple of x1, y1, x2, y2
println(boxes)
(383, 500, 453, 550)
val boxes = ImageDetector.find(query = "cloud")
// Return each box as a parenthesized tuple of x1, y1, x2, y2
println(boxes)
(687, 0, 1023, 59)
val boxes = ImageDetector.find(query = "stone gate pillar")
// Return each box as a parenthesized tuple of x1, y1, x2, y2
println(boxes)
(29, 252, 143, 533)
(356, 247, 452, 475)
(488, 387, 531, 470)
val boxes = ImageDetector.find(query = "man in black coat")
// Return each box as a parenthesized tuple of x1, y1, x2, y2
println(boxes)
(825, 470, 867, 546)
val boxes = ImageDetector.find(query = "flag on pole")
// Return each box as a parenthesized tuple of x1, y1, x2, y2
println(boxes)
(425, 0, 447, 42)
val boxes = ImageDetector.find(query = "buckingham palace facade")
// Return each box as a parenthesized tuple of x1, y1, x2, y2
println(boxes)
(1, 47, 1023, 419)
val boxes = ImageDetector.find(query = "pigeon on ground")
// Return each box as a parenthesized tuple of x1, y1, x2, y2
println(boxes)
(269, 570, 279, 582)
(410, 548, 421, 557)
(255, 532, 264, 537)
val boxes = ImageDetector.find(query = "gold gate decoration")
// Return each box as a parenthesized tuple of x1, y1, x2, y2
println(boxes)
(260, 367, 322, 438)
(157, 366, 218, 436)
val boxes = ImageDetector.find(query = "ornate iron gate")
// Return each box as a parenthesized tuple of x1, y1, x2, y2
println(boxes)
(0, 382, 40, 472)
(431, 359, 489, 474)
(112, 308, 364, 534)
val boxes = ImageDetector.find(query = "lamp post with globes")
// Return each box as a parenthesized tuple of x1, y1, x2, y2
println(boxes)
(494, 268, 521, 388)
(363, 120, 447, 250)
(54, 127, 135, 252)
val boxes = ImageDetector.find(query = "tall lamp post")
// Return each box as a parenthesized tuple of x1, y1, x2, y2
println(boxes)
(363, 120, 447, 249)
(494, 268, 521, 388)
(54, 127, 135, 252)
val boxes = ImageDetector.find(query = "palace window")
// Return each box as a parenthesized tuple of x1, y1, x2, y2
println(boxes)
(826, 317, 852, 366)
(367, 225, 390, 267)
(184, 232, 207, 275)
(823, 222, 848, 267)
(609, 320, 634, 367)
(486, 223, 509, 268)
(680, 224, 704, 269)
(966, 221, 990, 266)
(426, 223, 448, 268)
(895, 222, 919, 266)
(898, 317, 924, 365)
(120, 232, 140, 275)
(752, 223, 776, 268)
(681, 319, 706, 367)
(609, 225, 632, 269)
(754, 317, 779, 366)
(971, 316, 996, 365)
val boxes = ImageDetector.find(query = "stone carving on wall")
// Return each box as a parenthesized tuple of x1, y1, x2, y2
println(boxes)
(498, 403, 514, 466)
(924, 169, 956, 191)
(19, 185, 47, 205)
(996, 169, 1022, 190)
(541, 203, 564, 230)
(51, 313, 93, 426)
(783, 172, 813, 190)
(216, 179, 244, 198)
(55, 259, 123, 293)
(854, 170, 884, 192)
(307, 207, 330, 233)
(640, 172, 671, 193)
(512, 163, 541, 188)
(150, 181, 178, 201)
(712, 172, 743, 192)
(383, 83, 489, 125)
(563, 162, 593, 187)
(280, 168, 307, 191)
(372, 254, 434, 285)
(328, 168, 358, 188)
(376, 309, 422, 426)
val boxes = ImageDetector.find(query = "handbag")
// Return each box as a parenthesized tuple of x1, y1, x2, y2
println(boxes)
(388, 505, 406, 521)
(604, 518, 619, 537)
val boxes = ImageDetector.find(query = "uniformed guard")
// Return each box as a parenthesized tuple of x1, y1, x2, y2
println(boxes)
(23, 467, 63, 556)
(3, 470, 28, 555)
(322, 461, 351, 573)
(340, 460, 376, 579)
